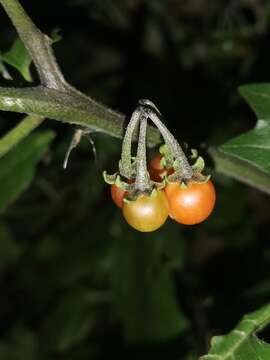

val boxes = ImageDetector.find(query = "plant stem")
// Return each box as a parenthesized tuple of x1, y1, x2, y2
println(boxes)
(0, 114, 44, 158)
(135, 115, 150, 191)
(146, 108, 193, 179)
(119, 107, 141, 178)
(0, 86, 161, 147)
(0, 0, 162, 147)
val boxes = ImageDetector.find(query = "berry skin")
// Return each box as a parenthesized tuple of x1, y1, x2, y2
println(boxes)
(122, 190, 169, 232)
(111, 184, 126, 208)
(149, 153, 173, 182)
(164, 180, 216, 225)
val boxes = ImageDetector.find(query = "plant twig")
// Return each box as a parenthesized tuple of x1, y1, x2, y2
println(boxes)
(135, 115, 150, 191)
(119, 107, 141, 178)
(0, 0, 162, 147)
(0, 114, 44, 158)
(0, 87, 161, 146)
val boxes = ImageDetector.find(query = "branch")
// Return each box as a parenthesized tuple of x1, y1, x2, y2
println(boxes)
(0, 86, 161, 146)
(0, 114, 44, 158)
(0, 0, 161, 147)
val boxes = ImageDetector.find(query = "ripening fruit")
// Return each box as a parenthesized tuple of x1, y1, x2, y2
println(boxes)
(164, 180, 216, 225)
(122, 190, 169, 232)
(149, 153, 173, 181)
(111, 184, 126, 208)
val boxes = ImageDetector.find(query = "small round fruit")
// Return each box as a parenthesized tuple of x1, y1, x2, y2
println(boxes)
(122, 190, 169, 232)
(111, 184, 126, 208)
(149, 153, 173, 181)
(164, 180, 216, 225)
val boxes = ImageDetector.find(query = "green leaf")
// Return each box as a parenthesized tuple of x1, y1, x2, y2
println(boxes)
(220, 84, 270, 174)
(0, 29, 62, 82)
(0, 115, 45, 158)
(111, 228, 189, 343)
(214, 84, 270, 193)
(1, 38, 33, 82)
(43, 288, 103, 352)
(0, 131, 54, 213)
(200, 303, 270, 360)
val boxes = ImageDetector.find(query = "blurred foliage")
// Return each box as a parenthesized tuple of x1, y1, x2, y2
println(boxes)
(221, 83, 270, 174)
(1, 0, 270, 359)
(0, 38, 33, 82)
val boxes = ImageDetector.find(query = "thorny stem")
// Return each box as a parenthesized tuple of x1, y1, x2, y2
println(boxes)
(119, 108, 141, 179)
(135, 114, 150, 191)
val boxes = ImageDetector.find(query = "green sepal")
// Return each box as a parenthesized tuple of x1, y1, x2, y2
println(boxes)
(192, 173, 211, 183)
(159, 143, 174, 164)
(123, 196, 132, 204)
(166, 172, 181, 183)
(158, 152, 173, 174)
(153, 179, 166, 190)
(115, 175, 131, 190)
(172, 159, 179, 171)
(190, 148, 198, 159)
(103, 171, 131, 190)
(160, 156, 166, 169)
(150, 188, 158, 198)
(159, 144, 169, 156)
(102, 170, 118, 185)
(180, 181, 188, 189)
(123, 181, 163, 202)
(192, 156, 205, 173)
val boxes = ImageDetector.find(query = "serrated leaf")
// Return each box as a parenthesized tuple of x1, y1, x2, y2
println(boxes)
(217, 84, 270, 189)
(1, 38, 33, 82)
(200, 303, 270, 360)
(0, 131, 54, 212)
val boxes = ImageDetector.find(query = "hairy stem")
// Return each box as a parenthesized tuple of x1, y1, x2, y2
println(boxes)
(135, 115, 150, 191)
(147, 108, 193, 179)
(0, 0, 162, 146)
(0, 87, 161, 146)
(119, 108, 141, 178)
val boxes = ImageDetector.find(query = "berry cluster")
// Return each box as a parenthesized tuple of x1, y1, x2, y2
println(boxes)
(104, 100, 216, 232)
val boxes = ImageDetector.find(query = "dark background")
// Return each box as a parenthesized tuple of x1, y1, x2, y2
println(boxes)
(0, 1, 270, 359)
